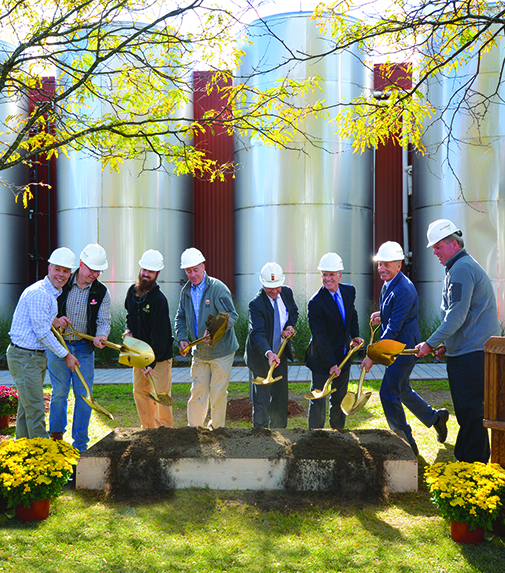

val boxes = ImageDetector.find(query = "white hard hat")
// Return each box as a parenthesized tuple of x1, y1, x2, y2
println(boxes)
(80, 243, 108, 271)
(260, 262, 285, 288)
(180, 247, 205, 269)
(426, 219, 461, 247)
(48, 247, 77, 270)
(317, 252, 344, 272)
(373, 241, 405, 262)
(139, 249, 164, 271)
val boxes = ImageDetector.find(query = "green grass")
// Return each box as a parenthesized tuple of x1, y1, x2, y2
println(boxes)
(2, 378, 505, 571)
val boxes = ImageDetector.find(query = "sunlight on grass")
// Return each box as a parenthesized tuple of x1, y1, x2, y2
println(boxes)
(1, 376, 504, 572)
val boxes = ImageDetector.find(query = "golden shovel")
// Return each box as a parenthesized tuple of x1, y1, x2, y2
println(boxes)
(367, 339, 444, 366)
(63, 325, 173, 407)
(180, 312, 229, 357)
(251, 331, 296, 386)
(338, 321, 380, 412)
(340, 366, 371, 415)
(303, 341, 364, 400)
(51, 326, 114, 420)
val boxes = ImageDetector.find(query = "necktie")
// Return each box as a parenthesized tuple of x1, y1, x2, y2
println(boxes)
(334, 291, 346, 353)
(334, 291, 345, 324)
(380, 284, 387, 305)
(272, 297, 282, 353)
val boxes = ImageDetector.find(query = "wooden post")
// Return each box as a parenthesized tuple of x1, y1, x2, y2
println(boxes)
(483, 337, 505, 466)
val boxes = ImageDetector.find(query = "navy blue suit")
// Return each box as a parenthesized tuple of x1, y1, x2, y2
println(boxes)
(379, 272, 438, 447)
(305, 284, 360, 429)
(245, 287, 298, 428)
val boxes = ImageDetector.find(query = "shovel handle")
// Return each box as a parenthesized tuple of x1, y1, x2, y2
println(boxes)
(318, 341, 365, 395)
(402, 344, 444, 356)
(63, 324, 125, 352)
(356, 366, 367, 394)
(265, 331, 295, 376)
(180, 334, 210, 356)
(51, 327, 92, 397)
(338, 340, 364, 370)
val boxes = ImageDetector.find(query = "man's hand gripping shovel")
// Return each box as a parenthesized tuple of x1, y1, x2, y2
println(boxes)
(63, 324, 173, 407)
(52, 326, 114, 420)
(251, 331, 296, 386)
(180, 313, 229, 357)
(303, 341, 364, 401)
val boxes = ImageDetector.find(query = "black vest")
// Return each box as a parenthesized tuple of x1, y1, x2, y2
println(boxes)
(57, 271, 107, 337)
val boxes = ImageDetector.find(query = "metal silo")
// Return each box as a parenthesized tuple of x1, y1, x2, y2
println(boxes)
(55, 25, 193, 312)
(412, 30, 505, 325)
(234, 12, 374, 323)
(0, 41, 30, 314)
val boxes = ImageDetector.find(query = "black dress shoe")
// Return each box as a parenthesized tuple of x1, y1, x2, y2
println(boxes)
(434, 408, 449, 443)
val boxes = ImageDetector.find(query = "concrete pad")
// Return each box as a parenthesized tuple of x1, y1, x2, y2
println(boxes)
(76, 427, 417, 496)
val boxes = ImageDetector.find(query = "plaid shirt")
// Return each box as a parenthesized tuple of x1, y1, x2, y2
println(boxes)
(9, 276, 67, 357)
(63, 275, 111, 342)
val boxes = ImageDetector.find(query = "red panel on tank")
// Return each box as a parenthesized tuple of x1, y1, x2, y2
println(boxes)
(192, 71, 235, 293)
(27, 77, 58, 282)
(373, 64, 412, 303)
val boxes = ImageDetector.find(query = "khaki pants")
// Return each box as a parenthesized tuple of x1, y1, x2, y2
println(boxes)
(187, 353, 235, 429)
(133, 359, 173, 428)
(7, 345, 48, 439)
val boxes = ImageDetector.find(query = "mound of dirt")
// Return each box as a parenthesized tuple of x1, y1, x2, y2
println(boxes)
(83, 426, 414, 501)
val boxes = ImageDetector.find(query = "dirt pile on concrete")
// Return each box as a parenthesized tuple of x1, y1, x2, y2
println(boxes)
(84, 427, 412, 501)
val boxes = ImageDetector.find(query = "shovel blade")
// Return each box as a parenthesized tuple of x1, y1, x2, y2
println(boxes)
(251, 375, 283, 386)
(82, 395, 114, 420)
(347, 392, 372, 416)
(304, 387, 337, 400)
(367, 340, 406, 366)
(340, 391, 357, 415)
(143, 391, 174, 406)
(118, 341, 155, 369)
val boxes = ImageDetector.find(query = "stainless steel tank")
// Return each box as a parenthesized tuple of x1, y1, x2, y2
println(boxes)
(55, 25, 193, 312)
(0, 41, 30, 313)
(412, 30, 505, 325)
(234, 12, 374, 324)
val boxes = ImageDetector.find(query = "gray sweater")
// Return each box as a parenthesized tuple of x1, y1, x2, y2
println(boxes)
(174, 273, 239, 359)
(427, 249, 500, 356)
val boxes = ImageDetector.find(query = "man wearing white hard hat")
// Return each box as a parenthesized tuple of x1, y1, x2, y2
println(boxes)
(245, 262, 299, 428)
(416, 220, 500, 463)
(47, 243, 111, 452)
(361, 241, 448, 456)
(7, 247, 80, 439)
(305, 252, 364, 429)
(124, 249, 174, 429)
(175, 247, 238, 429)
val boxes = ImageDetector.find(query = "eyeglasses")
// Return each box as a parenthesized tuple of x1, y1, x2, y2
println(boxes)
(83, 263, 101, 276)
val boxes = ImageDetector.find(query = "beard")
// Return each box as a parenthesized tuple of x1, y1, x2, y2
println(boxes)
(135, 272, 157, 296)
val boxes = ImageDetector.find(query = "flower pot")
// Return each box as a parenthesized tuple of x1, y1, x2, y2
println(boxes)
(0, 415, 10, 429)
(450, 521, 485, 544)
(15, 499, 50, 522)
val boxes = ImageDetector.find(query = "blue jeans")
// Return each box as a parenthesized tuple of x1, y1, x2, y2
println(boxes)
(308, 367, 350, 429)
(7, 345, 48, 439)
(47, 340, 95, 452)
(380, 355, 438, 446)
(251, 357, 289, 428)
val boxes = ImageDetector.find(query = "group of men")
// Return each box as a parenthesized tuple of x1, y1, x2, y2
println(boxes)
(7, 244, 238, 454)
(7, 217, 501, 464)
(244, 218, 499, 464)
